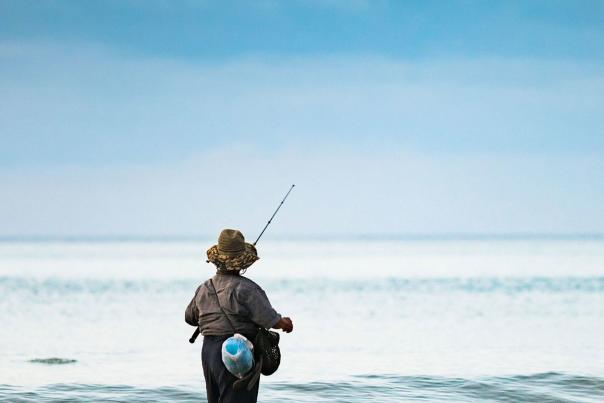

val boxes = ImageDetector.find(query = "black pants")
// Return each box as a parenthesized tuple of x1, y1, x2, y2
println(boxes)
(202, 335, 260, 403)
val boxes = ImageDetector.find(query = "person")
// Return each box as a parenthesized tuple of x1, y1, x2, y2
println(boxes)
(185, 229, 293, 403)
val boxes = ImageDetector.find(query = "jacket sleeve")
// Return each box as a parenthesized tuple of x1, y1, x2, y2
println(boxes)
(239, 283, 282, 329)
(185, 286, 201, 327)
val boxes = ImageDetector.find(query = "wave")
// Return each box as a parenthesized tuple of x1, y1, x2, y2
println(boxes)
(28, 358, 77, 365)
(2, 276, 604, 295)
(1, 372, 602, 402)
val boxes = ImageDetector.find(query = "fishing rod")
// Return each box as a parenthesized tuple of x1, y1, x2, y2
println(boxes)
(189, 184, 295, 344)
(253, 184, 295, 246)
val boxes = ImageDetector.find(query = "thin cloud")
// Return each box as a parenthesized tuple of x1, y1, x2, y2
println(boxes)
(1, 148, 603, 236)
(2, 42, 603, 167)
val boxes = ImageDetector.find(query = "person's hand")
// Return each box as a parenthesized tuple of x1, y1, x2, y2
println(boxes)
(276, 317, 293, 333)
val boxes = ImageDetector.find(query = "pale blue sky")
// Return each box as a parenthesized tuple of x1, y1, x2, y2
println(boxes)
(1, 1, 603, 236)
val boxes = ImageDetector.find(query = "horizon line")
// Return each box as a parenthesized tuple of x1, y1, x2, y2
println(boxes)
(1, 232, 603, 243)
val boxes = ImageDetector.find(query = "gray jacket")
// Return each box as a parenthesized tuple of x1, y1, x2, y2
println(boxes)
(185, 273, 281, 337)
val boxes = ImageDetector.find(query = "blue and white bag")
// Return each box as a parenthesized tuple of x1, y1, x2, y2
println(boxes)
(221, 333, 254, 378)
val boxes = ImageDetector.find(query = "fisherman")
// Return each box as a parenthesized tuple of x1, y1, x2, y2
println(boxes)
(185, 229, 293, 403)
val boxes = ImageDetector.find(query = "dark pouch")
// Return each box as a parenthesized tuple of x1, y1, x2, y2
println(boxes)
(254, 327, 281, 376)
(233, 328, 281, 391)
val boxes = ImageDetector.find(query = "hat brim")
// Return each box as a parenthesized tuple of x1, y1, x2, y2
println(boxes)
(207, 242, 259, 271)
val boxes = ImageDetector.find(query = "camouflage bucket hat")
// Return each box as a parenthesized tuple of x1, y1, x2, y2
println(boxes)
(206, 229, 259, 271)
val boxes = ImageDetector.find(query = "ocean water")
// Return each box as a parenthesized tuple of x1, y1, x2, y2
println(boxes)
(1, 238, 603, 402)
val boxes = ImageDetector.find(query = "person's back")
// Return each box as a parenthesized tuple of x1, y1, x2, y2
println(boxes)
(185, 229, 293, 403)
(188, 273, 282, 339)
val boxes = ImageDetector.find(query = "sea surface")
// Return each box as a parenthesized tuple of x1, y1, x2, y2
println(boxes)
(1, 238, 603, 402)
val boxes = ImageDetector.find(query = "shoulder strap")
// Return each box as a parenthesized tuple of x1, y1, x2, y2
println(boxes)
(208, 278, 237, 334)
